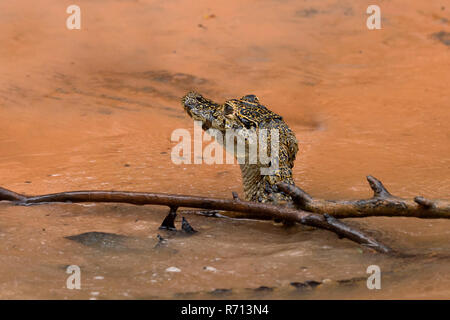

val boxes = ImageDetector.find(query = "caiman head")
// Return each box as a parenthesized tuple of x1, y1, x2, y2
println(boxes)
(181, 91, 298, 204)
(182, 91, 283, 133)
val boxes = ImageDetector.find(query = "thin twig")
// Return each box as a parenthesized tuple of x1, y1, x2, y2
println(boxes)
(278, 176, 450, 219)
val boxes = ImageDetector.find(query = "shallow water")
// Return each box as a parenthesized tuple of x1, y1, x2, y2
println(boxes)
(0, 0, 449, 299)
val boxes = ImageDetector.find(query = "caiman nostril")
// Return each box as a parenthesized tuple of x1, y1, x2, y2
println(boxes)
(184, 99, 195, 110)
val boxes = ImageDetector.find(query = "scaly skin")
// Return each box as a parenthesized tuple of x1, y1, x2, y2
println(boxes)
(182, 92, 298, 204)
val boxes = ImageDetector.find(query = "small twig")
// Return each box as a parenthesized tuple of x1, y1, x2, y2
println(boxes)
(159, 206, 178, 231)
(0, 185, 390, 253)
(414, 196, 435, 209)
(181, 217, 197, 234)
(278, 176, 450, 219)
(366, 175, 392, 198)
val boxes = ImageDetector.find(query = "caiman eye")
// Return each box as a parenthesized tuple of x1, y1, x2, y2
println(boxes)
(240, 116, 255, 129)
(224, 103, 234, 115)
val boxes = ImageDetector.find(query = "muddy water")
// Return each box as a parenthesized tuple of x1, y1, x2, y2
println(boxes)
(0, 0, 449, 299)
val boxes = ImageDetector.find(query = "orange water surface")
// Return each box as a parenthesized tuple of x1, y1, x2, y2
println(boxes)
(0, 0, 449, 299)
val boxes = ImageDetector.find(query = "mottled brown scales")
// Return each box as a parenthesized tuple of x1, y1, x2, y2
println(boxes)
(182, 92, 298, 204)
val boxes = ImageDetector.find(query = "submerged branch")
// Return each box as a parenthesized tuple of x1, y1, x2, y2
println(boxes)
(278, 176, 450, 219)
(0, 186, 390, 253)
